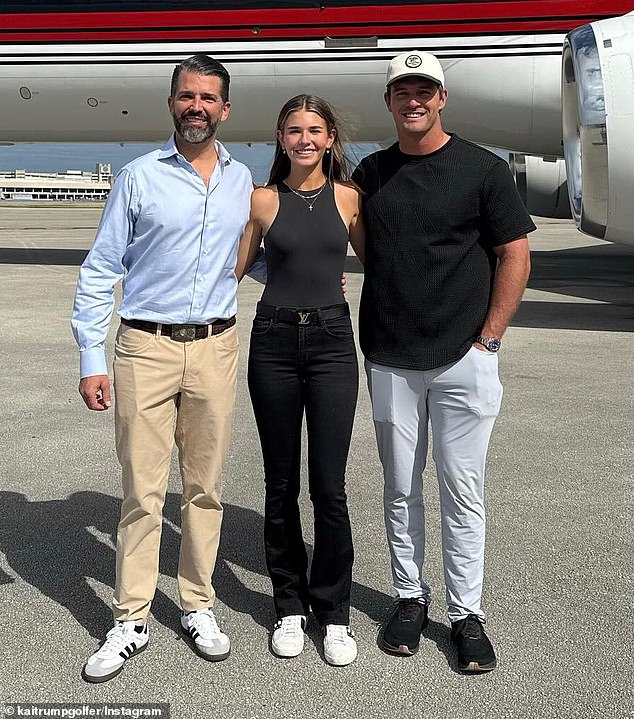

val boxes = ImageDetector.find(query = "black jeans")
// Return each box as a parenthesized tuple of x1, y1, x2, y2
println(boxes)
(247, 302, 358, 626)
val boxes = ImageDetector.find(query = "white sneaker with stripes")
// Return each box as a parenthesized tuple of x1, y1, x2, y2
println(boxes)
(82, 621, 149, 683)
(180, 608, 231, 661)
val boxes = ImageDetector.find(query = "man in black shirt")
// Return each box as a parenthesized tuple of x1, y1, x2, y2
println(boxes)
(352, 51, 534, 672)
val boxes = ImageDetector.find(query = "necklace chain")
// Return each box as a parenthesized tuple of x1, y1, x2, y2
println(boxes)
(284, 181, 326, 211)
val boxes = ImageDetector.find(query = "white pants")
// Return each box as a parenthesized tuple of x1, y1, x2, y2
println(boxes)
(366, 347, 503, 622)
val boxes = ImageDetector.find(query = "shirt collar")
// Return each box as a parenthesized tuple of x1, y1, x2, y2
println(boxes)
(158, 134, 232, 166)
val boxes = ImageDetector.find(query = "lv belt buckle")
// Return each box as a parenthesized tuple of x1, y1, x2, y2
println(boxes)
(297, 312, 310, 325)
(171, 324, 196, 342)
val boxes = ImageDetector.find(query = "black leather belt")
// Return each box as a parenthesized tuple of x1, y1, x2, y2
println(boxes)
(121, 316, 236, 342)
(256, 302, 349, 326)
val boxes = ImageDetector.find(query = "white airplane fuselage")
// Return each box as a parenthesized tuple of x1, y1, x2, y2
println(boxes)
(1, 1, 634, 242)
(2, 34, 564, 155)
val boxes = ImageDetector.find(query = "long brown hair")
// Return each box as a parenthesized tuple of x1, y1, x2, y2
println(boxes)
(267, 94, 354, 186)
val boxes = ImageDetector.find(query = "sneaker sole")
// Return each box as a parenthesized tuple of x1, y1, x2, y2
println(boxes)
(378, 636, 419, 656)
(180, 626, 231, 662)
(324, 651, 358, 667)
(459, 659, 498, 673)
(271, 642, 304, 658)
(81, 641, 148, 683)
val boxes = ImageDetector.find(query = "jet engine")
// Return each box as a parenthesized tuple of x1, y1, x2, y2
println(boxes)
(509, 154, 571, 219)
(562, 12, 634, 245)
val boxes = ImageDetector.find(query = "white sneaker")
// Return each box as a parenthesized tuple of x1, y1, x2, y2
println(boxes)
(180, 608, 230, 662)
(323, 624, 357, 666)
(271, 615, 307, 658)
(82, 621, 149, 683)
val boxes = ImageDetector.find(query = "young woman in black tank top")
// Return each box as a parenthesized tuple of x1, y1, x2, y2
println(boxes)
(236, 95, 364, 666)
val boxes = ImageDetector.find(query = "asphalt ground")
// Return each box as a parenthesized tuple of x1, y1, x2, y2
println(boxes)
(0, 206, 633, 719)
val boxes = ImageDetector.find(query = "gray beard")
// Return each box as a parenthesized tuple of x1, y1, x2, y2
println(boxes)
(172, 113, 219, 144)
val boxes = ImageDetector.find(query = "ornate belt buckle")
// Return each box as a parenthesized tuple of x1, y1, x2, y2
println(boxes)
(297, 312, 310, 325)
(171, 324, 196, 342)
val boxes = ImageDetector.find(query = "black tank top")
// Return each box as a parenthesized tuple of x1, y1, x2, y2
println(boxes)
(260, 181, 349, 307)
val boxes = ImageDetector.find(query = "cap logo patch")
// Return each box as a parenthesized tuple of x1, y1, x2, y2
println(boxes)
(405, 55, 422, 68)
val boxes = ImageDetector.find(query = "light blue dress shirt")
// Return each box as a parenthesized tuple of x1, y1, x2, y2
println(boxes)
(71, 135, 253, 378)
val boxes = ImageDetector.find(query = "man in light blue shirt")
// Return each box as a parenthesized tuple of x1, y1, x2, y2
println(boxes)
(72, 55, 253, 683)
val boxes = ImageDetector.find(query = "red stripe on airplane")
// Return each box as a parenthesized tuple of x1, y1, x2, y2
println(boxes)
(0, 21, 610, 43)
(1, 1, 631, 28)
(0, 1, 631, 39)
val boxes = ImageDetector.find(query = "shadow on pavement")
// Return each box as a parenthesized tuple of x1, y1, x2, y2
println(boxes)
(0, 491, 392, 636)
(0, 249, 365, 273)
(424, 619, 461, 675)
(528, 242, 634, 303)
(346, 243, 634, 331)
(2, 237, 632, 332)
(344, 256, 363, 274)
(0, 248, 88, 265)
(514, 243, 634, 331)
(0, 567, 15, 585)
(371, 618, 459, 673)
(0, 491, 179, 639)
(513, 300, 633, 331)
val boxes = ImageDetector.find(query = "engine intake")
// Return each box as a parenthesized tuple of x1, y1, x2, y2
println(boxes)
(562, 12, 634, 245)
(509, 154, 571, 219)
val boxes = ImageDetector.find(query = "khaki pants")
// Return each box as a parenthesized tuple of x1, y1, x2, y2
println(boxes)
(111, 322, 239, 622)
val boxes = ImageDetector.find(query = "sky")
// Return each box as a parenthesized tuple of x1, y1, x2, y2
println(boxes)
(0, 142, 381, 185)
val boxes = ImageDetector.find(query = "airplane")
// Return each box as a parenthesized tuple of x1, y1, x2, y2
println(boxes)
(1, 1, 633, 245)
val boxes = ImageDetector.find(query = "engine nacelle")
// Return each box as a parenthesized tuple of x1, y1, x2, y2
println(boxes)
(509, 154, 571, 219)
(562, 12, 634, 245)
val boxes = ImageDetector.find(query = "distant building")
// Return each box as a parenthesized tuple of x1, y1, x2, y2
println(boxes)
(0, 164, 113, 201)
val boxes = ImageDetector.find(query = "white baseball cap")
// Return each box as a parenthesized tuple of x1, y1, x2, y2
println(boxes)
(386, 51, 445, 88)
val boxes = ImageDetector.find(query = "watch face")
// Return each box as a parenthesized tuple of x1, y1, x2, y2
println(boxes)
(477, 336, 501, 352)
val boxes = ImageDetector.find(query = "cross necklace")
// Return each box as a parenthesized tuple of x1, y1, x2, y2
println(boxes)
(284, 181, 326, 211)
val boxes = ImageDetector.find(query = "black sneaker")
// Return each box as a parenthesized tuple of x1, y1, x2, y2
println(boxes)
(450, 614, 497, 672)
(379, 598, 429, 655)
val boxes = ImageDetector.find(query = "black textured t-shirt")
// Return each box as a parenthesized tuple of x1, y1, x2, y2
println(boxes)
(352, 135, 536, 370)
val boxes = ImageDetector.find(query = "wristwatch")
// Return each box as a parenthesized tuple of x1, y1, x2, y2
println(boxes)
(475, 336, 502, 352)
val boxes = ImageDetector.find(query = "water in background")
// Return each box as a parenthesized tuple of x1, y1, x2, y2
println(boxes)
(0, 142, 381, 184)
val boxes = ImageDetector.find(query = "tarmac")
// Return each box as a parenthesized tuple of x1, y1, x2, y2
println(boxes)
(0, 205, 633, 719)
